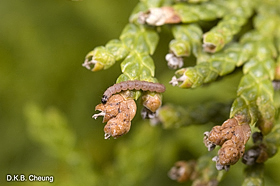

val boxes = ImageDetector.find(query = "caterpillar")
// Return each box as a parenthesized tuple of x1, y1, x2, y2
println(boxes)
(101, 80, 166, 104)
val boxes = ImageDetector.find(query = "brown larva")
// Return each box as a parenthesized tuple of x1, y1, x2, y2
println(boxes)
(101, 80, 166, 104)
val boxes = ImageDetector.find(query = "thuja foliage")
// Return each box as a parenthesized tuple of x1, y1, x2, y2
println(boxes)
(24, 104, 98, 186)
(83, 0, 280, 185)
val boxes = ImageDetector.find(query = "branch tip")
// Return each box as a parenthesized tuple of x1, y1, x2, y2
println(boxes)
(165, 53, 184, 69)
(92, 112, 105, 119)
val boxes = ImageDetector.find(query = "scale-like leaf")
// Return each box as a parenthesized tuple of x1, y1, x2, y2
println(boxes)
(120, 51, 155, 79)
(170, 24, 203, 57)
(230, 34, 276, 128)
(83, 46, 115, 71)
(173, 1, 226, 23)
(171, 43, 248, 88)
(105, 39, 129, 61)
(203, 0, 254, 53)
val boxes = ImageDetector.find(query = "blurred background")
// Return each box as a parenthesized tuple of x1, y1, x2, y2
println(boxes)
(1, 0, 280, 186)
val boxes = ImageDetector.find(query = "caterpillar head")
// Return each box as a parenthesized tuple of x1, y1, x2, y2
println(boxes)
(101, 95, 108, 104)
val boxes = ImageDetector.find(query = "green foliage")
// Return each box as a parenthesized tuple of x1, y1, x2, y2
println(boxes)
(193, 152, 225, 185)
(105, 122, 162, 186)
(24, 104, 98, 186)
(203, 1, 254, 53)
(83, 23, 158, 71)
(25, 104, 76, 159)
(82, 0, 280, 185)
(171, 2, 278, 129)
(170, 24, 203, 57)
(230, 32, 276, 127)
(84, 23, 160, 101)
(83, 0, 280, 185)
(242, 164, 264, 186)
(173, 1, 226, 23)
(156, 102, 230, 128)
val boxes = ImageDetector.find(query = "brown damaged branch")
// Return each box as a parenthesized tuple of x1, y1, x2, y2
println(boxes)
(138, 7, 181, 26)
(93, 94, 137, 139)
(203, 116, 251, 171)
(93, 91, 163, 138)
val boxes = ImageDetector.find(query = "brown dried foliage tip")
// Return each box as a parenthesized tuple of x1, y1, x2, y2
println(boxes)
(138, 7, 181, 26)
(203, 117, 251, 171)
(168, 160, 196, 183)
(93, 94, 137, 139)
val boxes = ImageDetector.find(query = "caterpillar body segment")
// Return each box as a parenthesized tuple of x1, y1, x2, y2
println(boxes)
(102, 80, 166, 104)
